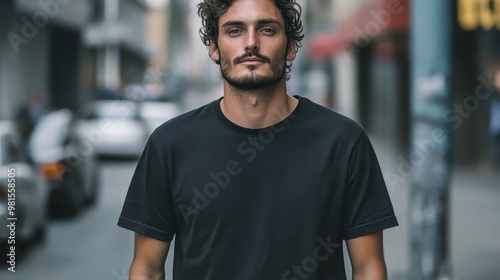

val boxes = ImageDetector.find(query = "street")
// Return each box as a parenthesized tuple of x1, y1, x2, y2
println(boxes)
(0, 160, 174, 280)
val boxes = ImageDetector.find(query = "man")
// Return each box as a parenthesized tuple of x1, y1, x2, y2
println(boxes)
(118, 0, 398, 279)
(16, 91, 43, 145)
(490, 66, 500, 169)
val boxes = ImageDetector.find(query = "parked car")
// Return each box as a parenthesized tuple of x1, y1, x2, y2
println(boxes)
(139, 101, 182, 136)
(75, 100, 148, 158)
(28, 109, 99, 217)
(0, 121, 49, 256)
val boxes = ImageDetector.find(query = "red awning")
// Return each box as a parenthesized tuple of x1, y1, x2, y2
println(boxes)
(307, 0, 410, 60)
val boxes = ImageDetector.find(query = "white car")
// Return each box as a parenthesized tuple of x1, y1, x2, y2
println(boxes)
(29, 109, 99, 216)
(76, 100, 149, 158)
(139, 101, 182, 136)
(0, 121, 49, 255)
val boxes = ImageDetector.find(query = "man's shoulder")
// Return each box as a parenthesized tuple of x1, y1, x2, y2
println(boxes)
(300, 96, 364, 138)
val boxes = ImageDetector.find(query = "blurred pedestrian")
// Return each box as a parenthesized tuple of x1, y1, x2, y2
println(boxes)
(16, 91, 43, 144)
(118, 1, 398, 279)
(490, 66, 500, 169)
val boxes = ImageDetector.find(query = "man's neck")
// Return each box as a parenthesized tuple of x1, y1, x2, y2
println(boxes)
(220, 80, 298, 129)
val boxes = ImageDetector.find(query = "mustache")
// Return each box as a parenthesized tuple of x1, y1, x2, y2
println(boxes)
(234, 49, 271, 64)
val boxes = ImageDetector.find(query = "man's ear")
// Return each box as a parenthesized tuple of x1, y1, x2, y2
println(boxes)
(209, 38, 220, 64)
(286, 39, 297, 61)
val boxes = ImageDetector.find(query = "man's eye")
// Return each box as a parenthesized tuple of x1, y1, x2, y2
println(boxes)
(228, 29, 241, 35)
(261, 28, 275, 34)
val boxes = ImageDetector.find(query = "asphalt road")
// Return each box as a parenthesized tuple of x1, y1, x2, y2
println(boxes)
(0, 160, 174, 280)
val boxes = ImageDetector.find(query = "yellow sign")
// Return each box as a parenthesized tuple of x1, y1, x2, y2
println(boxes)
(458, 0, 500, 30)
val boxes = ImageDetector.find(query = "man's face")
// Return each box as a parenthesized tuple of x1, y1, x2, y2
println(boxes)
(209, 0, 296, 90)
(495, 70, 500, 91)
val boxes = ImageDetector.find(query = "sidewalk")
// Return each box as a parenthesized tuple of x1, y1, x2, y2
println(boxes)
(370, 136, 500, 280)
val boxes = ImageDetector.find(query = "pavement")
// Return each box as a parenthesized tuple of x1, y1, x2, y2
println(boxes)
(370, 136, 500, 280)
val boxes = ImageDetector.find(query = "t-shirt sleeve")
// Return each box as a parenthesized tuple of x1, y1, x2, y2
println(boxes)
(117, 137, 177, 242)
(342, 130, 398, 240)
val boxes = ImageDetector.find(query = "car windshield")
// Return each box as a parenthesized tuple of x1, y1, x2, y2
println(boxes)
(87, 101, 139, 119)
(30, 109, 72, 148)
(28, 109, 72, 162)
(139, 102, 180, 120)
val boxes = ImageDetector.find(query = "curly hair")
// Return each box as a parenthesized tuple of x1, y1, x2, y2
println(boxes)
(198, 0, 305, 80)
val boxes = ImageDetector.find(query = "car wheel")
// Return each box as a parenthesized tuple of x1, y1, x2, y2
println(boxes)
(68, 173, 85, 216)
(85, 168, 100, 206)
(32, 223, 46, 245)
(57, 171, 85, 217)
(0, 239, 8, 263)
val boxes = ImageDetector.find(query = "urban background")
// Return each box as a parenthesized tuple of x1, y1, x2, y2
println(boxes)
(0, 0, 499, 279)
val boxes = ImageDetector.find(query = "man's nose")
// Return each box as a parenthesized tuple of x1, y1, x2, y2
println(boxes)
(244, 30, 259, 52)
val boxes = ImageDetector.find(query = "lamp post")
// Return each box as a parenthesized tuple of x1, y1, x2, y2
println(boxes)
(409, 1, 453, 279)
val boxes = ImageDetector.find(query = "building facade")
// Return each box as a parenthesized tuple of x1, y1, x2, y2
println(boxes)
(0, 0, 154, 121)
(308, 0, 499, 168)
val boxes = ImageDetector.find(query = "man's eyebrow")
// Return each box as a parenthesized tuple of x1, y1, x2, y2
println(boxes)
(256, 18, 281, 26)
(221, 18, 282, 28)
(221, 20, 245, 28)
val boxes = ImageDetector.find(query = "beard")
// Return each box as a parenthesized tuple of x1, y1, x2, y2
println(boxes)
(219, 49, 286, 91)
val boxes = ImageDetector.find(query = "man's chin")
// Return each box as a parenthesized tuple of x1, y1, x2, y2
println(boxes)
(221, 63, 286, 91)
(225, 75, 282, 91)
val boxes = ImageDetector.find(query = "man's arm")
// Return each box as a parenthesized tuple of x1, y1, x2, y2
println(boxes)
(346, 231, 387, 280)
(130, 233, 171, 280)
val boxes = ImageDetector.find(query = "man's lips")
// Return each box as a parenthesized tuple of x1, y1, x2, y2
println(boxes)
(239, 57, 265, 64)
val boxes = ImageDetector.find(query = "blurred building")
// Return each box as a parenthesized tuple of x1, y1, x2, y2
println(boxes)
(0, 1, 16, 120)
(1, 0, 93, 118)
(307, 0, 499, 168)
(308, 0, 410, 150)
(163, 0, 221, 86)
(84, 0, 153, 92)
(452, 0, 500, 168)
(146, 1, 168, 69)
(0, 0, 158, 121)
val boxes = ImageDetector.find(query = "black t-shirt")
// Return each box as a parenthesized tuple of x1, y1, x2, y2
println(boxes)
(118, 96, 398, 280)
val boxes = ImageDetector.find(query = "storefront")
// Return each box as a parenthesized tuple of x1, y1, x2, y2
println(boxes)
(308, 0, 410, 151)
(452, 0, 500, 167)
(307, 0, 500, 167)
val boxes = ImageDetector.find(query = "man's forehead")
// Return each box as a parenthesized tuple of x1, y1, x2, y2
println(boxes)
(219, 0, 284, 26)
